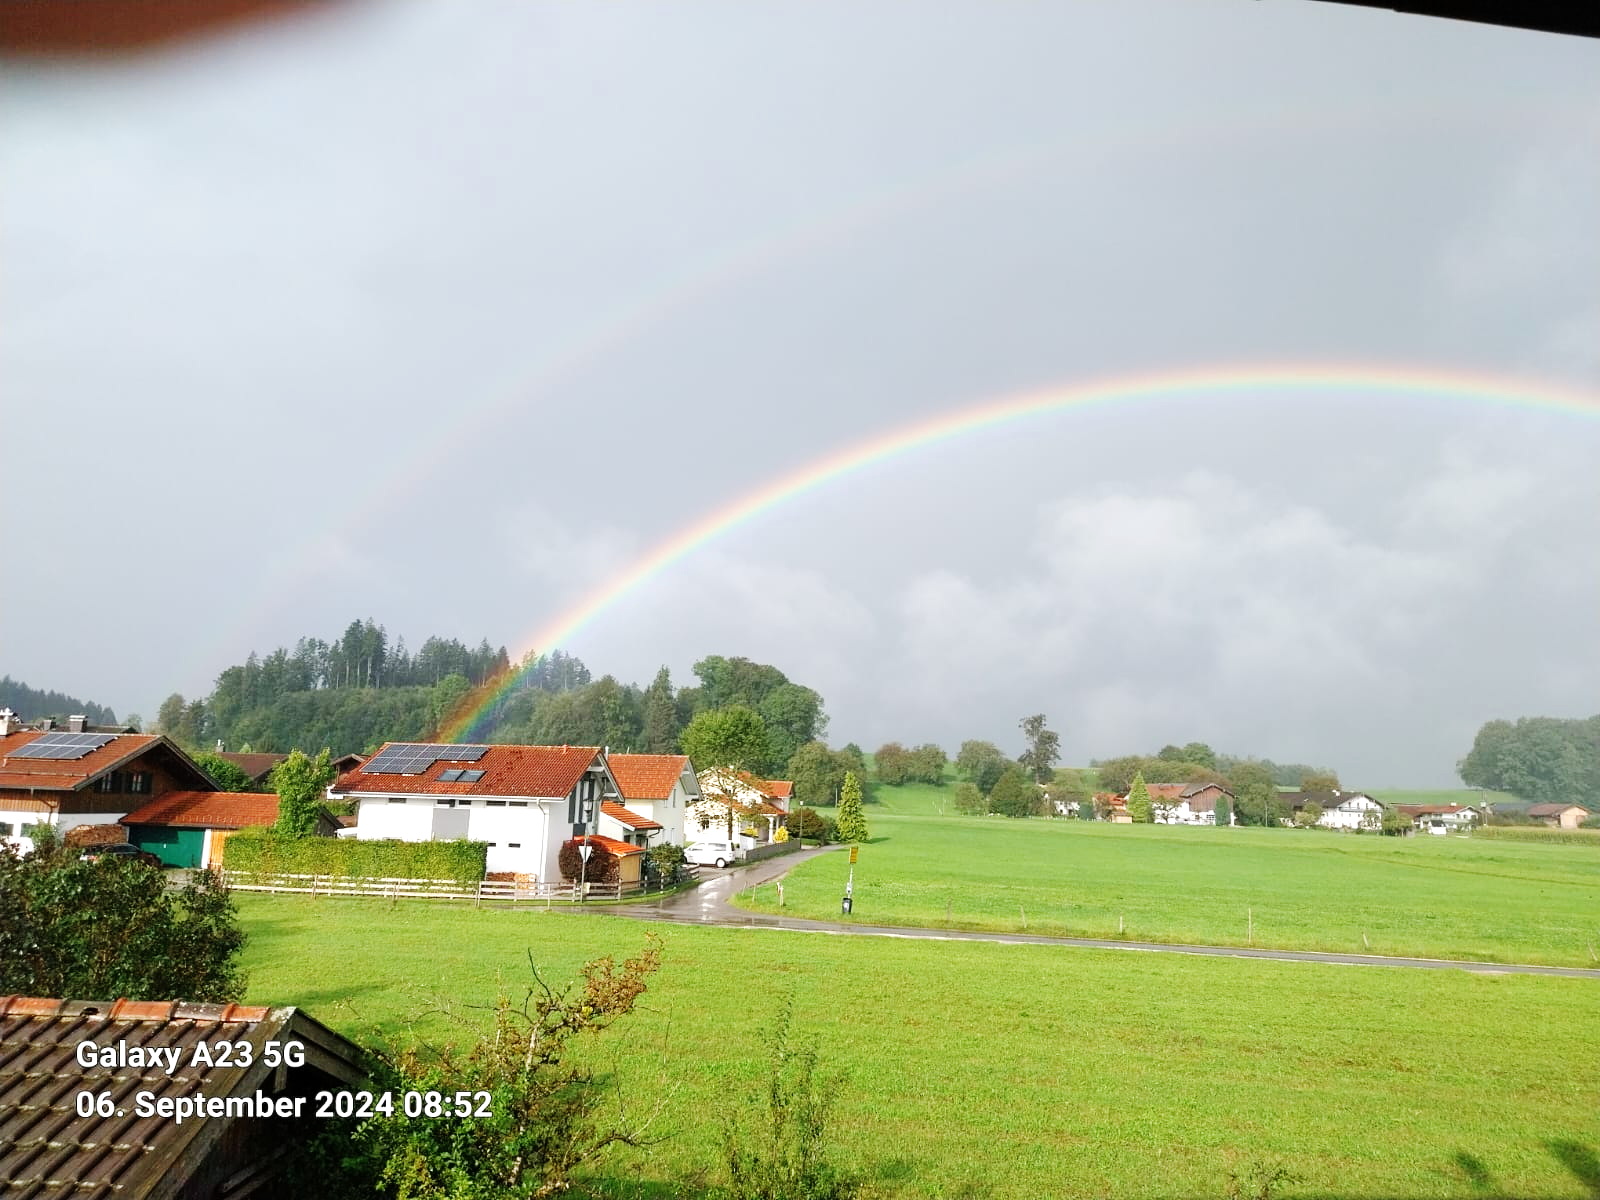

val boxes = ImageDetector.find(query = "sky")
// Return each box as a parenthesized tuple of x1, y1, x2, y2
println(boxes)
(3, 0, 1597, 787)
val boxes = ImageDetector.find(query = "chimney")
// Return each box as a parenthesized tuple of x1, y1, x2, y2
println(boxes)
(38, 717, 54, 731)
(0, 709, 17, 736)
(68, 715, 88, 733)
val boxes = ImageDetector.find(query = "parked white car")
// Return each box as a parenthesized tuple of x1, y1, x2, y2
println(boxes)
(685, 840, 742, 868)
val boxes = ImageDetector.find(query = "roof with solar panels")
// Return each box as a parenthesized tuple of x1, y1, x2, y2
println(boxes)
(0, 724, 214, 793)
(330, 741, 610, 799)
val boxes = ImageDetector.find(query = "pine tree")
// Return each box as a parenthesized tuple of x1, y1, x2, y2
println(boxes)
(835, 771, 869, 843)
(1126, 771, 1153, 823)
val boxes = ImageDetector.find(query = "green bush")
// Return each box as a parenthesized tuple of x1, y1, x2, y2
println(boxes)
(222, 830, 486, 884)
(785, 808, 836, 843)
(645, 843, 689, 887)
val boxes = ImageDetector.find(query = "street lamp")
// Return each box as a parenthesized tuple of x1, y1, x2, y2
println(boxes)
(578, 840, 593, 902)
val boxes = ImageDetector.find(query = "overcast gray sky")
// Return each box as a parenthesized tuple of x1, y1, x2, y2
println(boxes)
(3, 0, 1597, 786)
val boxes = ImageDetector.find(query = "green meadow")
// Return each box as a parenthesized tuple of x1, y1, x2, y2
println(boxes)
(758, 784, 1600, 966)
(238, 894, 1600, 1199)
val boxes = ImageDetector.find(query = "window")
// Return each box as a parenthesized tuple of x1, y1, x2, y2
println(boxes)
(486, 800, 506, 808)
(435, 798, 456, 808)
(458, 769, 485, 783)
(439, 769, 463, 783)
(95, 771, 128, 793)
(457, 799, 471, 806)
(128, 772, 151, 794)
(0, 822, 12, 836)
(509, 801, 528, 808)
(507, 842, 521, 849)
(388, 798, 407, 804)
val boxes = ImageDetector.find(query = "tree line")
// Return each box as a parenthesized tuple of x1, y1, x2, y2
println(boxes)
(0, 676, 119, 726)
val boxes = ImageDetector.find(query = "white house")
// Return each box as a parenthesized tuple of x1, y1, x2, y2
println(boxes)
(692, 767, 792, 850)
(1394, 804, 1481, 835)
(329, 742, 619, 881)
(605, 753, 700, 846)
(1283, 790, 1385, 830)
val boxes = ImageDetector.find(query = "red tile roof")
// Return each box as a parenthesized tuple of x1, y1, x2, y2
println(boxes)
(1527, 803, 1587, 816)
(607, 753, 690, 800)
(0, 732, 211, 793)
(601, 800, 662, 831)
(0, 997, 364, 1197)
(218, 752, 287, 780)
(123, 791, 280, 829)
(1393, 804, 1467, 817)
(574, 833, 646, 857)
(332, 744, 602, 799)
(766, 780, 794, 799)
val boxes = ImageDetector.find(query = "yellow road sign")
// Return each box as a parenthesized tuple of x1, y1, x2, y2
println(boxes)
(849, 845, 858, 863)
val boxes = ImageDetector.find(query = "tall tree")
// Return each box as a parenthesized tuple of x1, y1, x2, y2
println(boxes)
(1228, 762, 1284, 827)
(1126, 772, 1154, 823)
(156, 693, 186, 738)
(1017, 715, 1061, 783)
(681, 707, 771, 775)
(641, 666, 680, 754)
(271, 749, 336, 837)
(835, 772, 868, 842)
(786, 741, 848, 807)
(987, 767, 1036, 818)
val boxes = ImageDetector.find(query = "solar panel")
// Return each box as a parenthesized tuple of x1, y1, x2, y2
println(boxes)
(362, 742, 491, 774)
(7, 732, 116, 760)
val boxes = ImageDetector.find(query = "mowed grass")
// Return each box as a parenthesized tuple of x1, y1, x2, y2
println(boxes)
(238, 894, 1600, 1199)
(759, 786, 1600, 966)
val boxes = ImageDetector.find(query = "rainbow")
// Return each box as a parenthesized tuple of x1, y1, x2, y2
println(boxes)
(438, 360, 1599, 741)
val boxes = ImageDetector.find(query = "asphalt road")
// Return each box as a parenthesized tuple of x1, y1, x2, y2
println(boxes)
(601, 846, 1600, 980)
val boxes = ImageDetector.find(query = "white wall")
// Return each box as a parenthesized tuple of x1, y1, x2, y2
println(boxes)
(465, 801, 548, 877)
(355, 797, 434, 843)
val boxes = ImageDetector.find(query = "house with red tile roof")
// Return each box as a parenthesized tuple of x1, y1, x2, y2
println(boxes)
(327, 742, 620, 881)
(604, 753, 702, 846)
(216, 750, 365, 788)
(0, 720, 217, 853)
(693, 766, 794, 848)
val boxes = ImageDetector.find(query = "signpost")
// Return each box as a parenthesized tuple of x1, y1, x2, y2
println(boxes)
(578, 840, 593, 903)
(842, 844, 857, 915)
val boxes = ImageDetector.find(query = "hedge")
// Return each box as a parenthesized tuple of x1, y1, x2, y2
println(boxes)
(221, 830, 487, 884)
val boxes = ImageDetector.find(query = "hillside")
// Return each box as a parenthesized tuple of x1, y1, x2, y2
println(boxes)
(0, 676, 117, 725)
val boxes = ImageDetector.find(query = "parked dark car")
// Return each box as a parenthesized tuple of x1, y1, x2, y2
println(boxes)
(80, 842, 164, 868)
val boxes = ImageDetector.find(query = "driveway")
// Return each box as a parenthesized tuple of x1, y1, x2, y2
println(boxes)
(601, 845, 1600, 979)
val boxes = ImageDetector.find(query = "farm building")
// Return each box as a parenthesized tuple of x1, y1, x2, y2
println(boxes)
(1526, 803, 1590, 829)
(1282, 790, 1385, 830)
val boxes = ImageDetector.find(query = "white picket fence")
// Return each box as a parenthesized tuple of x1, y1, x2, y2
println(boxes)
(220, 870, 635, 904)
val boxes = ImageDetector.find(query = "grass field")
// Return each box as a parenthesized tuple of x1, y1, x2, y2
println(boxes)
(238, 894, 1600, 1199)
(756, 785, 1600, 966)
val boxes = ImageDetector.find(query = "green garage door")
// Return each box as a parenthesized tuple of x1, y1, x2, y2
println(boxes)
(130, 826, 205, 868)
